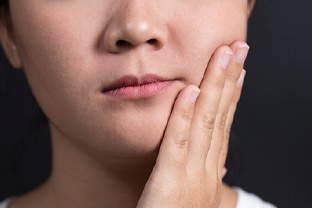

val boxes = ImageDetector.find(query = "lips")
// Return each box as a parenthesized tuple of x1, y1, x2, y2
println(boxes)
(102, 74, 174, 99)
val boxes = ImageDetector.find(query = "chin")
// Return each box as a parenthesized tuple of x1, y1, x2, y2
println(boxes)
(90, 86, 179, 158)
(49, 82, 180, 160)
(54, 102, 173, 160)
(100, 109, 171, 158)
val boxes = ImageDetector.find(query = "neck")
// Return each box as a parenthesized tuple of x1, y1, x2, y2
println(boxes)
(10, 124, 237, 208)
(45, 125, 157, 208)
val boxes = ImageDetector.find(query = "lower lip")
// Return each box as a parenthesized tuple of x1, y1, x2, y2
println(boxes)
(103, 81, 173, 99)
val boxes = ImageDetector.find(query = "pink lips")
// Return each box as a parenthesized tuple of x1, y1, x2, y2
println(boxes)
(102, 74, 173, 99)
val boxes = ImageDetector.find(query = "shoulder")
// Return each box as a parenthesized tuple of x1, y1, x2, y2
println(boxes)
(0, 197, 14, 208)
(235, 188, 277, 208)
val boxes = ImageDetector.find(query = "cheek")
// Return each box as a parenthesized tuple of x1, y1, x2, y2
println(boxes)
(10, 8, 100, 146)
(11, 3, 95, 106)
(173, 2, 248, 85)
(7, 0, 249, 156)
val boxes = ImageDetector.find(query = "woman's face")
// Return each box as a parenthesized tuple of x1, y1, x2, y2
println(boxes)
(6, 0, 249, 158)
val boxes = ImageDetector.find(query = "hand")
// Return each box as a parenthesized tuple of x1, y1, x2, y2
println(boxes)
(137, 41, 249, 208)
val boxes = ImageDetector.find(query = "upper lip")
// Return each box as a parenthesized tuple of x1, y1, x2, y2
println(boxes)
(101, 74, 171, 93)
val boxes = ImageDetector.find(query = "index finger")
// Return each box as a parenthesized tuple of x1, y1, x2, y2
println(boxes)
(187, 46, 233, 169)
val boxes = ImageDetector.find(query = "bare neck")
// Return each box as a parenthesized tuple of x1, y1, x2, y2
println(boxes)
(9, 125, 237, 208)
(10, 125, 156, 208)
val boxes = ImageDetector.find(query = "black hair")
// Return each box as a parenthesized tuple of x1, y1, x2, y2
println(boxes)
(0, 0, 10, 29)
(0, 0, 9, 16)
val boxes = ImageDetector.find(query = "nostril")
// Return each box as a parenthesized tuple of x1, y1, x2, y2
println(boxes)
(116, 39, 159, 49)
(147, 39, 157, 44)
(116, 40, 129, 47)
(116, 38, 159, 49)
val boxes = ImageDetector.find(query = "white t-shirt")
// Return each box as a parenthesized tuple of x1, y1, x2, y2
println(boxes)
(0, 197, 13, 208)
(0, 189, 277, 208)
(235, 188, 277, 208)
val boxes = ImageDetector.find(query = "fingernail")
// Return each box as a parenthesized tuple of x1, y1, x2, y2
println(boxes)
(221, 50, 233, 69)
(222, 168, 227, 178)
(234, 44, 249, 64)
(237, 69, 246, 87)
(189, 87, 200, 103)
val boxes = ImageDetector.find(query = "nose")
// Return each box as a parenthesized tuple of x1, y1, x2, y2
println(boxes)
(102, 3, 168, 53)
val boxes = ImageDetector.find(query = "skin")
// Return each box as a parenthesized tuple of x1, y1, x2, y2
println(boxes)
(0, 0, 255, 207)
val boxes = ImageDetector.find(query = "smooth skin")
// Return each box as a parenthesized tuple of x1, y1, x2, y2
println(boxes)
(138, 43, 248, 208)
(0, 0, 253, 207)
(5, 43, 248, 208)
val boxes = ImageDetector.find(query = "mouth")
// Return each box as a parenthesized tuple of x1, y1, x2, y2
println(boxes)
(102, 74, 175, 99)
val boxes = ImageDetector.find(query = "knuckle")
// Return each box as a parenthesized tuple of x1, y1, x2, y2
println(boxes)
(173, 136, 189, 150)
(173, 105, 193, 122)
(180, 109, 193, 122)
(201, 113, 217, 130)
(225, 123, 232, 134)
(211, 75, 225, 88)
(216, 113, 228, 131)
(205, 68, 225, 88)
(226, 68, 241, 83)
